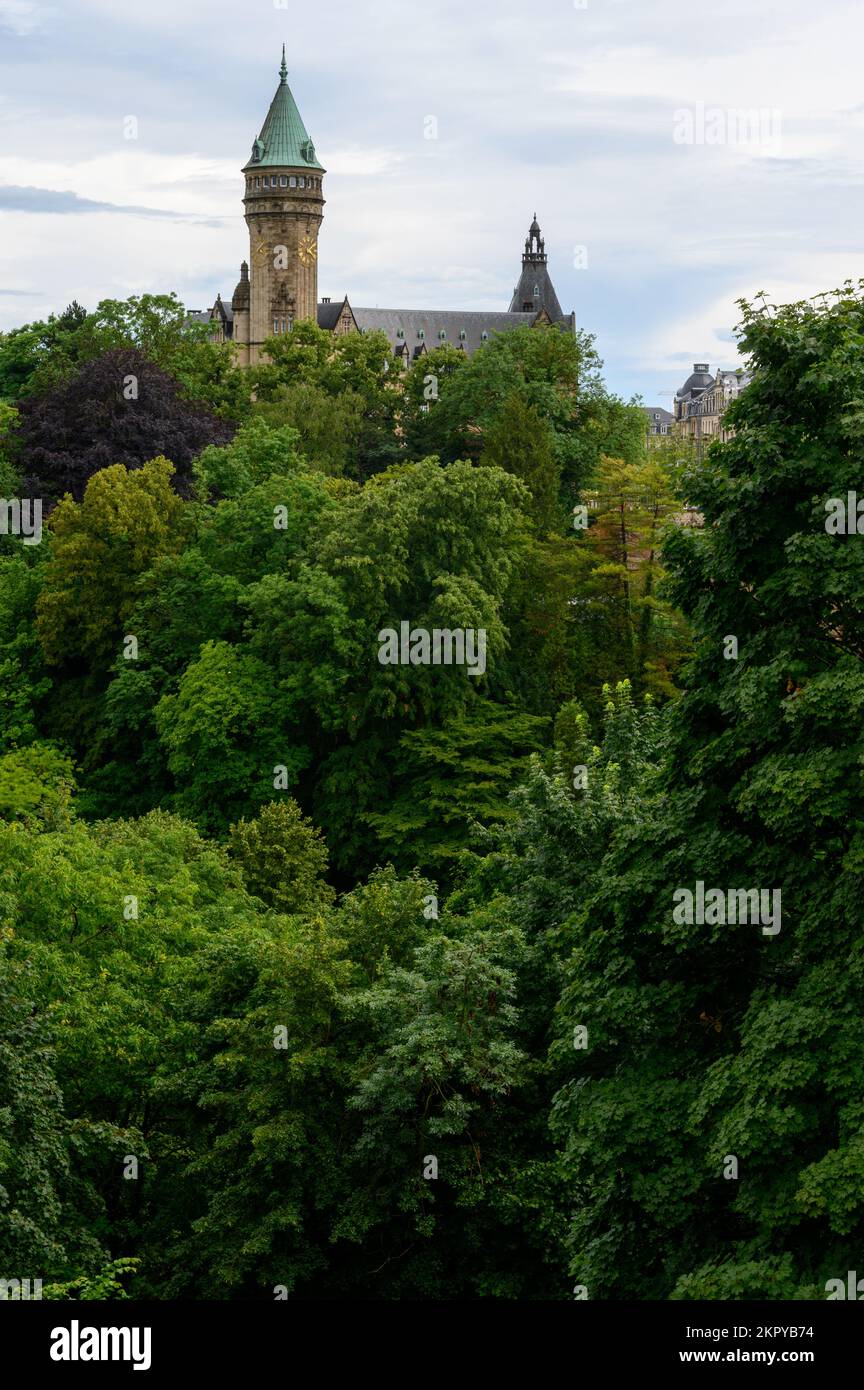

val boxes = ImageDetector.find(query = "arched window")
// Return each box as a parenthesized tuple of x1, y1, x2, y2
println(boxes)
(280, 176, 288, 187)
(289, 176, 297, 188)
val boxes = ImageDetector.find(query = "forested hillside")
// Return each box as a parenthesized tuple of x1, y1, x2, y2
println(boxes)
(0, 287, 860, 1300)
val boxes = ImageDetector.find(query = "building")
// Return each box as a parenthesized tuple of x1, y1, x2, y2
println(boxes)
(674, 363, 751, 444)
(196, 51, 575, 365)
(642, 406, 675, 438)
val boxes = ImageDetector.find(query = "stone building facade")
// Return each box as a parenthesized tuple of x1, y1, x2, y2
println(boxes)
(192, 53, 575, 364)
(674, 363, 752, 444)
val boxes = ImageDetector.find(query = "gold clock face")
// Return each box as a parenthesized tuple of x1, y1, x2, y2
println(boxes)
(253, 240, 269, 263)
(298, 235, 317, 266)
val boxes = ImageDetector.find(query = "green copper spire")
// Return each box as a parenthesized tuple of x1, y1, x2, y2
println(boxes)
(243, 49, 324, 172)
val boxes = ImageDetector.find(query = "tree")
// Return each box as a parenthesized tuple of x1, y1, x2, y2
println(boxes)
(0, 304, 88, 402)
(250, 321, 400, 480)
(154, 640, 307, 831)
(401, 323, 644, 497)
(479, 391, 561, 533)
(229, 800, 334, 914)
(15, 348, 233, 501)
(551, 285, 864, 1299)
(582, 452, 691, 698)
(35, 457, 189, 669)
(365, 703, 549, 876)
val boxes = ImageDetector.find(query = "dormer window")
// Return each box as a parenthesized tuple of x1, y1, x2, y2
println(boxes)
(459, 329, 466, 340)
(396, 328, 404, 338)
(438, 329, 446, 340)
(418, 329, 425, 339)
(481, 331, 489, 341)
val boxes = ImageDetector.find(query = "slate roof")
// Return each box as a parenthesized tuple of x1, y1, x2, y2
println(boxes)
(316, 297, 348, 331)
(643, 406, 675, 424)
(676, 363, 714, 399)
(508, 261, 563, 321)
(348, 307, 538, 355)
(243, 47, 323, 172)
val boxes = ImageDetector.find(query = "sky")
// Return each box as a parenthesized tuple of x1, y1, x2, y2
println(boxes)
(1, 0, 863, 404)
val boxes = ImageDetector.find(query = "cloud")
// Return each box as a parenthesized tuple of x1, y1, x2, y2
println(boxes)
(0, 184, 223, 223)
(2, 0, 864, 405)
(0, 1, 54, 36)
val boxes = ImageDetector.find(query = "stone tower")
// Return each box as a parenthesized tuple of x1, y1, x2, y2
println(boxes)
(508, 214, 564, 322)
(233, 47, 325, 366)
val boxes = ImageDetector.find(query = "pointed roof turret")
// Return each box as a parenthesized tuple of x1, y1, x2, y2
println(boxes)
(508, 214, 563, 320)
(231, 260, 250, 311)
(243, 48, 324, 172)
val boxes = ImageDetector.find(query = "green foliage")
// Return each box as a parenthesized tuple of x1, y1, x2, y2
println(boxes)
(549, 286, 864, 1299)
(35, 457, 189, 667)
(480, 391, 561, 533)
(0, 743, 76, 823)
(0, 294, 251, 420)
(229, 800, 334, 913)
(9, 279, 844, 1304)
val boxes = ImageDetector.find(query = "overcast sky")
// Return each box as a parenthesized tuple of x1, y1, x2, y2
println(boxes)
(1, 0, 862, 404)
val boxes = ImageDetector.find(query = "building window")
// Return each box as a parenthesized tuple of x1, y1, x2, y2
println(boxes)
(481, 331, 489, 341)
(418, 329, 425, 339)
(280, 176, 288, 186)
(439, 329, 446, 339)
(396, 328, 404, 338)
(255, 176, 260, 188)
(289, 176, 297, 187)
(459, 329, 466, 340)
(299, 176, 306, 188)
(273, 319, 279, 335)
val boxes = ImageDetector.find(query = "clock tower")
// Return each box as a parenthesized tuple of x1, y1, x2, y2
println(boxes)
(234, 47, 325, 365)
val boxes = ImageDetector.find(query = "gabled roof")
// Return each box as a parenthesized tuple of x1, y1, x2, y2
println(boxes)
(317, 296, 354, 331)
(243, 46, 324, 172)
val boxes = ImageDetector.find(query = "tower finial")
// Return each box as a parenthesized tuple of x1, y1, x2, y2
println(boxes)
(280, 44, 287, 83)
